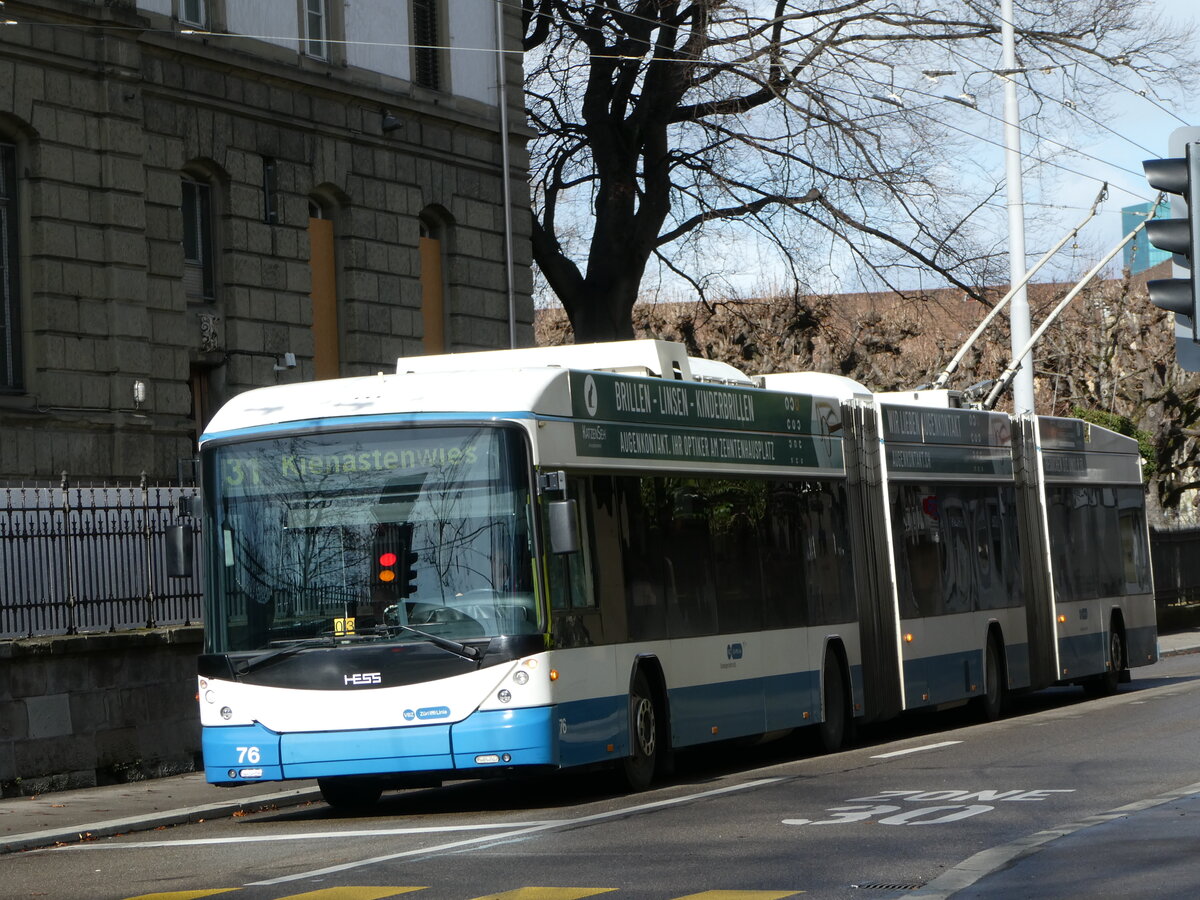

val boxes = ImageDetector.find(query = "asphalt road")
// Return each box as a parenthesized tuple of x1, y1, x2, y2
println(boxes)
(6, 652, 1200, 900)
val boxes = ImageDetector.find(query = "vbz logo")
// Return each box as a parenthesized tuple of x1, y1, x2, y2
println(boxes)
(727, 642, 744, 660)
(344, 672, 382, 686)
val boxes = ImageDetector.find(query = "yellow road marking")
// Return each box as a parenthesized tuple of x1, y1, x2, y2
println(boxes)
(274, 890, 427, 900)
(673, 893, 804, 899)
(468, 890, 616, 900)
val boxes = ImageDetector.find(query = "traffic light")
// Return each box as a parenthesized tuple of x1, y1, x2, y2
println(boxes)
(373, 522, 419, 598)
(1143, 142, 1200, 337)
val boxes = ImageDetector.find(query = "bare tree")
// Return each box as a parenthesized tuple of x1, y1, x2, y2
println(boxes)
(538, 271, 1200, 522)
(523, 0, 1198, 342)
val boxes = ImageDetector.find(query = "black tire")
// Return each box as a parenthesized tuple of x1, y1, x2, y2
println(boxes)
(317, 776, 383, 811)
(978, 636, 1007, 722)
(620, 671, 659, 791)
(817, 653, 849, 753)
(1086, 625, 1126, 697)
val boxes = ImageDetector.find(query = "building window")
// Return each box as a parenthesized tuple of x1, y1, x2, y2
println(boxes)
(179, 0, 206, 28)
(0, 142, 21, 392)
(262, 157, 279, 225)
(303, 0, 329, 60)
(419, 214, 446, 353)
(182, 176, 215, 302)
(412, 0, 442, 90)
(308, 201, 340, 379)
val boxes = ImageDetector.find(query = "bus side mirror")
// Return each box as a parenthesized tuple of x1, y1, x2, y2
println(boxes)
(165, 524, 194, 578)
(548, 499, 580, 555)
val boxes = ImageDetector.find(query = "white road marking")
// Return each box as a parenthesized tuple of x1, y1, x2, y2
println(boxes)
(249, 777, 783, 886)
(870, 741, 962, 759)
(46, 822, 558, 850)
(908, 779, 1200, 899)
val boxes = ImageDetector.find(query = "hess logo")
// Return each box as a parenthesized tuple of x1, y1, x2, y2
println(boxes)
(344, 672, 382, 686)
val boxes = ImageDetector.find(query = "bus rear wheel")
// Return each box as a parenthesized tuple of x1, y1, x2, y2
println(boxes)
(318, 776, 383, 811)
(1086, 626, 1125, 697)
(817, 653, 849, 753)
(620, 671, 659, 791)
(978, 636, 1007, 722)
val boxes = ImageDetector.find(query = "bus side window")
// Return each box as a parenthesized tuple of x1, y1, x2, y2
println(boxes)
(545, 477, 596, 610)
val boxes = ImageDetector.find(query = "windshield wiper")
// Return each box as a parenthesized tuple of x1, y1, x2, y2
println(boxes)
(373, 623, 483, 662)
(233, 635, 345, 675)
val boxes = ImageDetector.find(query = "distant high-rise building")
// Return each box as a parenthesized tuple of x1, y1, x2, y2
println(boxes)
(1124, 201, 1172, 274)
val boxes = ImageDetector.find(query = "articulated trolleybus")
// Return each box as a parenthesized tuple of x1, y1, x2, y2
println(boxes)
(195, 340, 1155, 808)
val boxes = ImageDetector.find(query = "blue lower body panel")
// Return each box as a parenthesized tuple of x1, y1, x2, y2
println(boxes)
(1127, 624, 1159, 668)
(905, 642, 1030, 709)
(1058, 631, 1107, 680)
(203, 707, 556, 784)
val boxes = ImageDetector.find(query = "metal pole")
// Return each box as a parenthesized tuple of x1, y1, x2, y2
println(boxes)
(141, 471, 157, 628)
(496, 0, 518, 348)
(1000, 0, 1034, 414)
(60, 471, 78, 635)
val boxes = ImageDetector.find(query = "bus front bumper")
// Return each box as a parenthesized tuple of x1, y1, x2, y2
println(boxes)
(201, 706, 556, 784)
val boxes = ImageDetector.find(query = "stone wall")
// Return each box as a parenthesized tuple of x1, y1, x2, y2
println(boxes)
(0, 0, 533, 482)
(0, 627, 203, 796)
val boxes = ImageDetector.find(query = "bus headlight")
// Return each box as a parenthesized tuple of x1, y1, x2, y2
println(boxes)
(220, 706, 233, 720)
(513, 670, 529, 685)
(497, 689, 512, 703)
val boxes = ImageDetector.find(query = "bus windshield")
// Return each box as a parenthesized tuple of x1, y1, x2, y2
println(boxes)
(201, 424, 539, 653)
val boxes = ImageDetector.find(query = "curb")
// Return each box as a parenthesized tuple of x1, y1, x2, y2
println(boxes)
(0, 786, 324, 855)
(1160, 645, 1200, 658)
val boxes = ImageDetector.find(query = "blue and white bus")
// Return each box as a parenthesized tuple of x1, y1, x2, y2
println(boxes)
(193, 340, 1155, 808)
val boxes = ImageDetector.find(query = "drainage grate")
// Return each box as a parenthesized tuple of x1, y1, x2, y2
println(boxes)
(851, 880, 928, 890)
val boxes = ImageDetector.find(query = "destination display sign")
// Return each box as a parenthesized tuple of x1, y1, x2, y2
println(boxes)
(569, 371, 844, 470)
(1041, 450, 1142, 484)
(880, 404, 1014, 478)
(880, 404, 1012, 448)
(1037, 417, 1143, 483)
(885, 444, 1015, 478)
(1038, 416, 1088, 452)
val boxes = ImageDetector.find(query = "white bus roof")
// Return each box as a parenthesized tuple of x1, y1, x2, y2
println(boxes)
(396, 340, 706, 381)
(201, 367, 575, 439)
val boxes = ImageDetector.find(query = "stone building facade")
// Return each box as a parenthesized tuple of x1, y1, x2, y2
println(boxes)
(0, 0, 533, 483)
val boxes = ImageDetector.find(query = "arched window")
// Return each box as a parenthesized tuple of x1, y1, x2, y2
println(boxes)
(419, 210, 449, 354)
(308, 198, 341, 379)
(181, 172, 216, 303)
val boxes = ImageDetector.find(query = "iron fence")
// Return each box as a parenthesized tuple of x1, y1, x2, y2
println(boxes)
(0, 474, 203, 638)
(1151, 526, 1200, 628)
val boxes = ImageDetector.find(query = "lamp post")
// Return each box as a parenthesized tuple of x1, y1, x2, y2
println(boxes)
(1000, 0, 1035, 414)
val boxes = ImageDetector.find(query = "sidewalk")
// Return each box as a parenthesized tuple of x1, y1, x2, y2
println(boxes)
(2, 629, 1199, 859)
(0, 773, 323, 854)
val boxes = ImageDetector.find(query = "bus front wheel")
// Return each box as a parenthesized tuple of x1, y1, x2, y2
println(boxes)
(1086, 626, 1125, 697)
(621, 671, 659, 791)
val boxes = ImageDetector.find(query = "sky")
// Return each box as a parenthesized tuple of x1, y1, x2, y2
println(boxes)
(1008, 0, 1200, 279)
